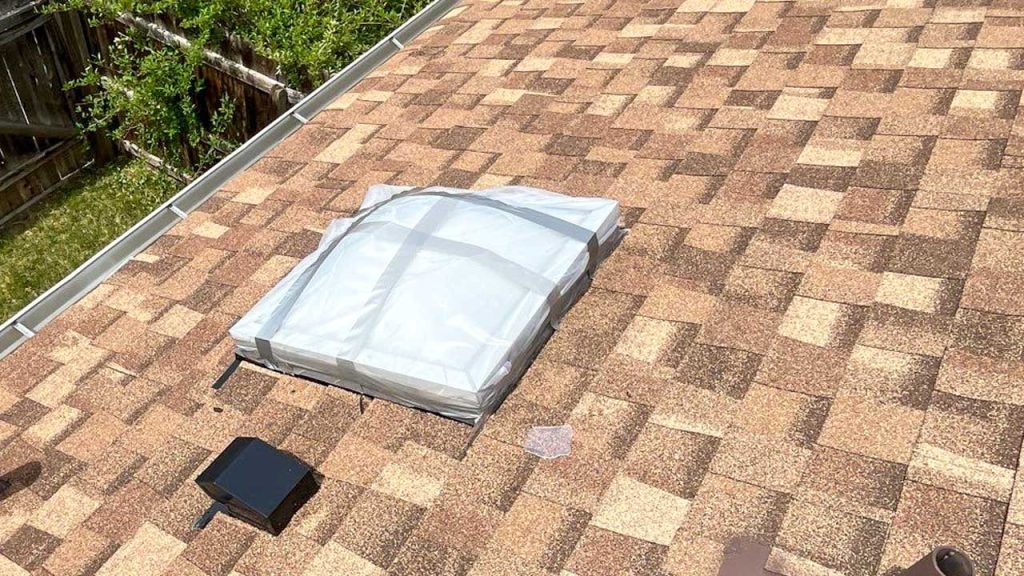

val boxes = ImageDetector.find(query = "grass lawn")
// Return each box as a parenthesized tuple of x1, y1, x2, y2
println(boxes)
(0, 160, 177, 321)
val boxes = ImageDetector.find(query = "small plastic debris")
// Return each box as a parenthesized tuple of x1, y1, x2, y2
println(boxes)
(525, 425, 573, 459)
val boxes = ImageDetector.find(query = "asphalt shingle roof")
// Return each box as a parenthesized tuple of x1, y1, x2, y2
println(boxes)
(3, 0, 1024, 574)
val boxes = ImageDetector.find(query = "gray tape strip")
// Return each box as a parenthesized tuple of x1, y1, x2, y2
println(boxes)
(341, 198, 453, 359)
(252, 186, 598, 365)
(255, 338, 274, 365)
(336, 357, 367, 395)
(414, 191, 600, 275)
(253, 187, 426, 364)
(357, 221, 559, 308)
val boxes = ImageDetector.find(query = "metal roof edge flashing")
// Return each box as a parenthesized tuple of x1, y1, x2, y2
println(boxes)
(0, 0, 461, 360)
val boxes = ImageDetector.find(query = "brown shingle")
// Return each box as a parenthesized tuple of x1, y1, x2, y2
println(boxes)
(880, 481, 1007, 576)
(234, 529, 319, 576)
(0, 524, 62, 570)
(564, 526, 667, 576)
(622, 423, 718, 498)
(2, 1, 1024, 574)
(524, 453, 620, 514)
(42, 526, 116, 576)
(797, 446, 906, 521)
(757, 336, 850, 397)
(682, 473, 790, 546)
(710, 431, 812, 493)
(731, 383, 829, 446)
(484, 492, 586, 571)
(332, 490, 424, 568)
(414, 490, 502, 557)
(775, 500, 888, 576)
(182, 516, 255, 576)
(85, 480, 167, 544)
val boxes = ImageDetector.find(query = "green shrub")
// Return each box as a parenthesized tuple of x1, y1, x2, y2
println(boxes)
(0, 160, 177, 320)
(233, 0, 431, 90)
(55, 0, 430, 89)
(50, 0, 428, 174)
(70, 30, 237, 174)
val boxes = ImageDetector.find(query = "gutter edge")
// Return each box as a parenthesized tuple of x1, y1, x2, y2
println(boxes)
(0, 0, 461, 359)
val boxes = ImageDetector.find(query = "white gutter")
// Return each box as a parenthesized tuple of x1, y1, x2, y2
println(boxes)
(0, 0, 461, 359)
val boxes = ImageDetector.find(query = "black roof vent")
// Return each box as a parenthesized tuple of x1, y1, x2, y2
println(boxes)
(194, 437, 319, 535)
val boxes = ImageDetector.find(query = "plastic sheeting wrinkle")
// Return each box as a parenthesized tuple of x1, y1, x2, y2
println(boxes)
(252, 187, 599, 380)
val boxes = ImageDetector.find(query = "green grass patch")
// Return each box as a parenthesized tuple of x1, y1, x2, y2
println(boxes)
(0, 160, 178, 321)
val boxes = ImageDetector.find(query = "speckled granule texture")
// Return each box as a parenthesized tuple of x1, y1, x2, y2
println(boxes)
(3, 0, 1024, 574)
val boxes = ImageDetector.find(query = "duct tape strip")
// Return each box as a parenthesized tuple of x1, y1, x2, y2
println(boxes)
(252, 187, 598, 366)
(415, 191, 600, 276)
(253, 187, 427, 364)
(340, 199, 454, 359)
(336, 358, 369, 397)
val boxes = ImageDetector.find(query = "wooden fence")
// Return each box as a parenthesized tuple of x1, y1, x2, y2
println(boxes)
(111, 14, 303, 163)
(0, 1, 305, 220)
(0, 2, 96, 218)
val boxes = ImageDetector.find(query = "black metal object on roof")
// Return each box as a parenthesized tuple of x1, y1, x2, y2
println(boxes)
(194, 437, 319, 535)
(903, 547, 975, 576)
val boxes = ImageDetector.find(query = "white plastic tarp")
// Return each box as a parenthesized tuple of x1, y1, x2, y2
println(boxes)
(230, 185, 621, 422)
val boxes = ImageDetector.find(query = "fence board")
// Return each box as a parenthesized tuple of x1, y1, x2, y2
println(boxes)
(0, 138, 86, 217)
(0, 8, 91, 218)
(0, 3, 309, 219)
(4, 31, 65, 128)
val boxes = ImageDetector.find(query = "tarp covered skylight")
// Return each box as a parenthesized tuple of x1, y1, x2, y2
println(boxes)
(230, 185, 622, 422)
